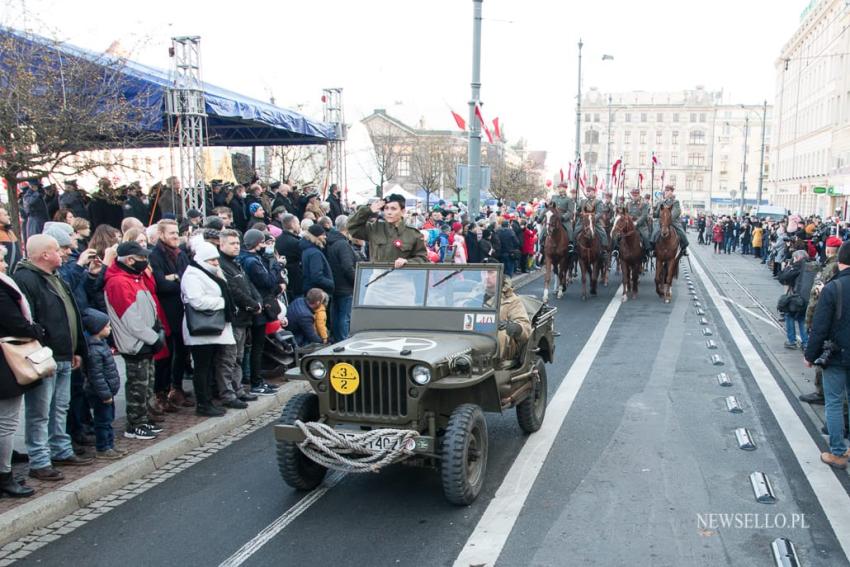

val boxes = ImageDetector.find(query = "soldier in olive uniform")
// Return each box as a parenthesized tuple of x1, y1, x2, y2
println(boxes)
(614, 187, 651, 255)
(799, 236, 844, 404)
(348, 193, 428, 267)
(650, 185, 689, 255)
(549, 183, 576, 231)
(574, 186, 609, 248)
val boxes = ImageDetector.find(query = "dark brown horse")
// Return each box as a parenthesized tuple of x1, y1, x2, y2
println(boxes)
(575, 211, 602, 301)
(599, 208, 613, 287)
(611, 210, 643, 302)
(542, 204, 571, 302)
(654, 204, 681, 303)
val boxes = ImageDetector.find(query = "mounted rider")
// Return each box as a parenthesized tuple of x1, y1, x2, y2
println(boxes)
(574, 186, 609, 248)
(599, 191, 616, 222)
(650, 184, 689, 256)
(549, 182, 576, 231)
(613, 187, 651, 256)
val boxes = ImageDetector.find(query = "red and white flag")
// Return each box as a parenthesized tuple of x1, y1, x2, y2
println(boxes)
(450, 110, 466, 131)
(492, 117, 501, 140)
(639, 172, 645, 188)
(474, 104, 494, 144)
(611, 159, 622, 182)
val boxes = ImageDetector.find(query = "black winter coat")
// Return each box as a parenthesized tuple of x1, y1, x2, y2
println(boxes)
(88, 196, 124, 231)
(84, 336, 120, 401)
(229, 196, 249, 232)
(466, 232, 482, 263)
(0, 278, 45, 399)
(497, 228, 519, 254)
(272, 193, 295, 216)
(148, 243, 190, 334)
(326, 194, 344, 222)
(325, 230, 355, 297)
(12, 262, 86, 363)
(805, 268, 850, 368)
(300, 237, 335, 296)
(220, 253, 263, 328)
(275, 231, 303, 298)
(122, 195, 150, 223)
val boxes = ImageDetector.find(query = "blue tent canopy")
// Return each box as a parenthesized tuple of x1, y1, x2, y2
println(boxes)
(0, 27, 336, 146)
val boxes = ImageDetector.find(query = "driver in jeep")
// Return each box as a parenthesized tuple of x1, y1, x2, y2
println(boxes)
(480, 270, 531, 363)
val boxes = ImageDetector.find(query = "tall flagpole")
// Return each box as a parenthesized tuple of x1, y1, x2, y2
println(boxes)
(650, 152, 655, 210)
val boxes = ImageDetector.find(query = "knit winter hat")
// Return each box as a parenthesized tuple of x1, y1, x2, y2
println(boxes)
(307, 224, 326, 237)
(82, 308, 110, 336)
(193, 241, 220, 263)
(249, 202, 263, 215)
(243, 229, 265, 250)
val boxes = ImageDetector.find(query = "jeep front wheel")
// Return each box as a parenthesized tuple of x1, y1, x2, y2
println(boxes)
(441, 404, 488, 506)
(516, 355, 548, 433)
(276, 393, 327, 491)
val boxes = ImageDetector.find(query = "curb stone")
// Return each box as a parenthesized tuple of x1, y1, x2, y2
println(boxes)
(0, 380, 308, 546)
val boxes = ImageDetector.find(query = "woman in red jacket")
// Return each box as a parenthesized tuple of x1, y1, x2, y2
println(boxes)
(712, 222, 724, 254)
(521, 222, 537, 273)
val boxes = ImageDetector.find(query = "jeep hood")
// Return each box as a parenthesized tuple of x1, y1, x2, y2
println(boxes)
(311, 330, 497, 365)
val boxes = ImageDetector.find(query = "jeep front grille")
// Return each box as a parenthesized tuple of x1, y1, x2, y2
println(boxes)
(328, 359, 409, 418)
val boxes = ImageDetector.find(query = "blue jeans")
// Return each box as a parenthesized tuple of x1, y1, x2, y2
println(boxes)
(24, 360, 74, 469)
(823, 366, 850, 456)
(331, 295, 353, 343)
(86, 394, 115, 452)
(784, 312, 808, 347)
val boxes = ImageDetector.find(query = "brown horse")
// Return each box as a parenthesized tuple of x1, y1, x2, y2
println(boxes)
(542, 204, 571, 302)
(575, 211, 602, 301)
(654, 204, 681, 303)
(611, 211, 643, 302)
(599, 208, 613, 287)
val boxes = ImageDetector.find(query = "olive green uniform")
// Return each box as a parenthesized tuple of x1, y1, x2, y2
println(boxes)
(614, 198, 650, 252)
(497, 282, 531, 362)
(550, 193, 576, 229)
(348, 205, 428, 263)
(804, 254, 840, 397)
(574, 197, 609, 247)
(650, 197, 689, 248)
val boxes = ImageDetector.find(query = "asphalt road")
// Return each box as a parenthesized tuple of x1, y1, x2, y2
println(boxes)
(21, 266, 849, 567)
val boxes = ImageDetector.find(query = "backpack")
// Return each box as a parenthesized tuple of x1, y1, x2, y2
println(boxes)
(795, 260, 819, 300)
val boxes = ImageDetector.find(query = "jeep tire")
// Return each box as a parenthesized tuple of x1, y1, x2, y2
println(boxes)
(441, 404, 488, 505)
(277, 393, 327, 491)
(516, 355, 547, 433)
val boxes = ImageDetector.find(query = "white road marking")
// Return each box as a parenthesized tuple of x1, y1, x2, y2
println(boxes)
(690, 253, 850, 561)
(719, 296, 783, 328)
(218, 471, 346, 567)
(454, 294, 622, 567)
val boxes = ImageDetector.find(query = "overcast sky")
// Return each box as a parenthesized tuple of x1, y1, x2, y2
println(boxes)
(2, 0, 803, 175)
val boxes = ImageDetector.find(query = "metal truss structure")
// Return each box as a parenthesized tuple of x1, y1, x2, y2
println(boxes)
(322, 88, 347, 203)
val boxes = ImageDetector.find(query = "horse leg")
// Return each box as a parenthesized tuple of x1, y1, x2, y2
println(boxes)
(580, 260, 588, 301)
(542, 259, 551, 303)
(632, 261, 640, 299)
(621, 263, 629, 303)
(590, 260, 598, 296)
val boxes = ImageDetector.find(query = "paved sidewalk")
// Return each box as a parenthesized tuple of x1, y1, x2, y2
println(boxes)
(690, 243, 827, 429)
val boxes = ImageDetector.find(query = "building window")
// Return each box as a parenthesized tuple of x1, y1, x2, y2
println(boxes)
(640, 131, 647, 145)
(585, 130, 600, 144)
(669, 174, 677, 187)
(671, 153, 678, 166)
(584, 151, 598, 165)
(657, 113, 663, 122)
(722, 123, 731, 136)
(593, 113, 600, 122)
(687, 153, 705, 166)
(720, 158, 728, 173)
(699, 113, 706, 122)
(641, 113, 647, 122)
(625, 113, 632, 122)
(656, 130, 663, 145)
(397, 154, 411, 176)
(697, 175, 704, 190)
(585, 113, 591, 122)
(672, 131, 679, 144)
(672, 113, 679, 122)
(689, 130, 706, 145)
(686, 176, 695, 190)
(690, 113, 696, 122)
(639, 152, 646, 164)
(624, 130, 631, 144)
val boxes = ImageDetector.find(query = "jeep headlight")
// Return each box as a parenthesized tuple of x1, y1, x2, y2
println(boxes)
(308, 360, 327, 379)
(411, 365, 431, 385)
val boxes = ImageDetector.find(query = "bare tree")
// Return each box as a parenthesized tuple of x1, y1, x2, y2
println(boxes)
(277, 145, 327, 188)
(410, 138, 445, 208)
(489, 158, 546, 205)
(364, 121, 406, 198)
(0, 29, 162, 237)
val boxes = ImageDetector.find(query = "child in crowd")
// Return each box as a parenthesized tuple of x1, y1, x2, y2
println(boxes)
(82, 309, 125, 460)
(314, 291, 330, 344)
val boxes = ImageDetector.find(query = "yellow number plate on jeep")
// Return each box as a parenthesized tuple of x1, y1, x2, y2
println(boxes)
(329, 363, 360, 395)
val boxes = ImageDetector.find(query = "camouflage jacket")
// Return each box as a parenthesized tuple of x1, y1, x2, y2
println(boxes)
(805, 254, 839, 329)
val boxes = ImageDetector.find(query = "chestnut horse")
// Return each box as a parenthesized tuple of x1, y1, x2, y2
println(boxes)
(654, 204, 681, 303)
(611, 211, 643, 302)
(599, 208, 612, 287)
(575, 211, 602, 301)
(542, 204, 571, 302)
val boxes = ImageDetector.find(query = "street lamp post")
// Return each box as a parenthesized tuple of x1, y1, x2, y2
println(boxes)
(467, 0, 483, 216)
(739, 115, 750, 217)
(756, 100, 767, 213)
(575, 39, 583, 189)
(606, 94, 613, 188)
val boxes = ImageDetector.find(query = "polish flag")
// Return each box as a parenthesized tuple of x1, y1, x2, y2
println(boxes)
(492, 117, 501, 140)
(474, 105, 494, 144)
(652, 154, 661, 166)
(639, 172, 645, 188)
(451, 110, 466, 131)
(611, 159, 622, 182)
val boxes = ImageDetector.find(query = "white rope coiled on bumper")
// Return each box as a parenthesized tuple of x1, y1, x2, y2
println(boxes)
(294, 420, 420, 473)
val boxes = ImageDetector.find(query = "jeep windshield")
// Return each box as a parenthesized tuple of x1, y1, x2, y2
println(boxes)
(356, 266, 500, 310)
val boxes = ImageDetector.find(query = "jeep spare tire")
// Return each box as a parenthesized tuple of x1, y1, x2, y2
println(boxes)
(277, 393, 327, 491)
(441, 404, 488, 505)
(516, 355, 548, 433)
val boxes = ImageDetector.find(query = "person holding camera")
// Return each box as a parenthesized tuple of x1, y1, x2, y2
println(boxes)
(804, 241, 850, 469)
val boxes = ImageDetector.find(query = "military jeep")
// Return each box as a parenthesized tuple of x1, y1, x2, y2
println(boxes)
(273, 263, 557, 505)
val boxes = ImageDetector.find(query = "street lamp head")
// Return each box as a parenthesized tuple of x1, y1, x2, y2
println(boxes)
(602, 54, 614, 61)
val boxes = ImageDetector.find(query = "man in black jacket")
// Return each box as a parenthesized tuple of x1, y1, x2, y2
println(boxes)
(274, 214, 303, 301)
(217, 230, 261, 407)
(497, 221, 520, 276)
(271, 183, 295, 216)
(326, 184, 344, 223)
(121, 182, 150, 224)
(14, 235, 92, 481)
(229, 186, 249, 233)
(148, 220, 192, 408)
(326, 216, 357, 341)
(805, 241, 850, 470)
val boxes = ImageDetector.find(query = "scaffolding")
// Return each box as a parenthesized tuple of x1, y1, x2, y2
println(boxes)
(322, 88, 347, 204)
(166, 36, 208, 216)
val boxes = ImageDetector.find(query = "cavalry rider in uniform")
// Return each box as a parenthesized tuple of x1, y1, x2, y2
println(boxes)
(650, 184, 689, 256)
(348, 193, 428, 266)
(574, 186, 609, 249)
(550, 182, 576, 230)
(600, 191, 616, 221)
(613, 187, 651, 257)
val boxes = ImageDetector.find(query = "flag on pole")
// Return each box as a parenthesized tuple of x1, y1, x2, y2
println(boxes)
(611, 158, 622, 182)
(639, 172, 645, 188)
(567, 162, 573, 183)
(492, 117, 501, 140)
(450, 110, 466, 130)
(474, 104, 494, 144)
(651, 154, 661, 167)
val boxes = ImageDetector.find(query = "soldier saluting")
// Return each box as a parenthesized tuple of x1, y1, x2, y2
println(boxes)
(650, 184, 689, 256)
(348, 193, 428, 268)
